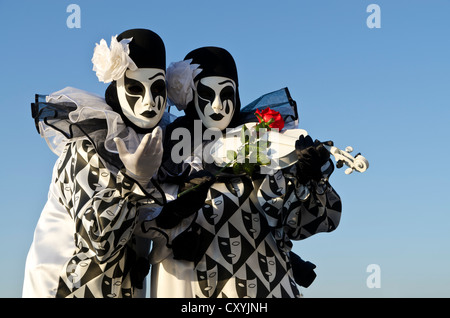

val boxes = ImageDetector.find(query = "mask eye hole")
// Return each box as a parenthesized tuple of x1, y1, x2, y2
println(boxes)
(197, 82, 215, 101)
(126, 85, 143, 95)
(151, 79, 166, 96)
(220, 86, 234, 102)
(124, 75, 145, 96)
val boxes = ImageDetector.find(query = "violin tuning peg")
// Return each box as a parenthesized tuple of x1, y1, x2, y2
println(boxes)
(345, 168, 354, 175)
(345, 146, 353, 153)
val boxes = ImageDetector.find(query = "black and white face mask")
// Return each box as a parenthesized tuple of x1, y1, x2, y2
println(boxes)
(116, 68, 166, 129)
(194, 76, 236, 130)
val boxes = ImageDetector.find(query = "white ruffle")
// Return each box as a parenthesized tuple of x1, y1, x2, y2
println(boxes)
(166, 59, 202, 111)
(41, 86, 166, 157)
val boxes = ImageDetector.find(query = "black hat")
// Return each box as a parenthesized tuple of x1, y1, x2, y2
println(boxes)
(117, 28, 165, 70)
(184, 46, 238, 86)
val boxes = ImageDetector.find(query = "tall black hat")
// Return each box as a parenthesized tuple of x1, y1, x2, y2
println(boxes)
(117, 28, 165, 69)
(185, 46, 238, 86)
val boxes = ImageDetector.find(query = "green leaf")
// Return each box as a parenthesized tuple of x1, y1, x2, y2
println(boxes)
(242, 162, 255, 176)
(257, 153, 271, 165)
(232, 162, 242, 174)
(227, 150, 237, 161)
(244, 144, 250, 156)
(248, 150, 258, 164)
(237, 147, 246, 163)
(240, 125, 249, 144)
(255, 113, 264, 122)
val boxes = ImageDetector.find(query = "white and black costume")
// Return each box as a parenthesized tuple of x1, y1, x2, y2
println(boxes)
(139, 47, 342, 297)
(23, 29, 172, 298)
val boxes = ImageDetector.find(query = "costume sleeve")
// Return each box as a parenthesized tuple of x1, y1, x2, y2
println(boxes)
(282, 159, 342, 240)
(134, 207, 196, 264)
(55, 139, 151, 263)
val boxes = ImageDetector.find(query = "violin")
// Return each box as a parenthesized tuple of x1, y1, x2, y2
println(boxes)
(209, 123, 369, 175)
(323, 144, 369, 175)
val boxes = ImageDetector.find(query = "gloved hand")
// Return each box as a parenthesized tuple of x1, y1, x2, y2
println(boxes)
(171, 228, 201, 262)
(289, 251, 317, 288)
(295, 135, 331, 184)
(129, 257, 150, 289)
(156, 170, 216, 229)
(114, 126, 163, 187)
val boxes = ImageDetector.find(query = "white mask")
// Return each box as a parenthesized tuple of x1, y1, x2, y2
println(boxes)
(116, 68, 166, 129)
(194, 76, 236, 130)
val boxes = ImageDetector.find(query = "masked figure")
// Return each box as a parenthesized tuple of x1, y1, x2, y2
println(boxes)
(23, 29, 169, 298)
(138, 47, 342, 298)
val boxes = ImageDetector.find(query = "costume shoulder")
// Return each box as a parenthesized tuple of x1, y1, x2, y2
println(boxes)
(33, 87, 138, 160)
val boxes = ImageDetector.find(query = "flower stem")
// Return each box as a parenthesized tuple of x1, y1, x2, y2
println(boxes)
(177, 159, 235, 198)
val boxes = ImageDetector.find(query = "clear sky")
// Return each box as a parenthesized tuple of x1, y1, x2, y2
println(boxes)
(0, 0, 449, 298)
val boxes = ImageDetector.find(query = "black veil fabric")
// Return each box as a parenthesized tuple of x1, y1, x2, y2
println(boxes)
(238, 87, 299, 128)
(31, 94, 123, 169)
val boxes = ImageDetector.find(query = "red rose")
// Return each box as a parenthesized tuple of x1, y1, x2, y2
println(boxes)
(255, 108, 285, 130)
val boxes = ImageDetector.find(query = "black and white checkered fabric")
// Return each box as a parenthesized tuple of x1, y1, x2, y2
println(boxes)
(147, 161, 342, 298)
(53, 139, 152, 298)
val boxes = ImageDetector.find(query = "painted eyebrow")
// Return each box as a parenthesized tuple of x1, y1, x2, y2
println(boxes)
(148, 72, 165, 80)
(218, 79, 234, 86)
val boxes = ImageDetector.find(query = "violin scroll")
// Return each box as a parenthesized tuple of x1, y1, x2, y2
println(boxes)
(324, 144, 369, 174)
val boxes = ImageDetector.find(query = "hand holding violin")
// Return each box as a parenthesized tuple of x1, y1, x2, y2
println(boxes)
(295, 135, 331, 184)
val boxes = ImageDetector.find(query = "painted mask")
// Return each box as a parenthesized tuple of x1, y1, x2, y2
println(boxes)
(194, 76, 236, 130)
(116, 68, 166, 129)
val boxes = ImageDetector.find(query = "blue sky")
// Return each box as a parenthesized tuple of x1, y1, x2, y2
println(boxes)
(0, 0, 449, 297)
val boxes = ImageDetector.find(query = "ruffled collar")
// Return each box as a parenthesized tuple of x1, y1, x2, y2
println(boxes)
(38, 86, 173, 159)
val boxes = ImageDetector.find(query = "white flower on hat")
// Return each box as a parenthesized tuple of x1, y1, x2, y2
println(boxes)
(92, 35, 138, 83)
(166, 59, 202, 110)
